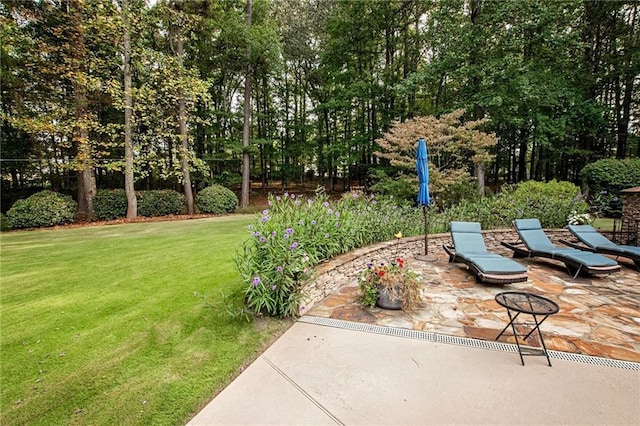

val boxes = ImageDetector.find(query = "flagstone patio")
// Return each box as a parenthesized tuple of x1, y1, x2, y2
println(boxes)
(306, 240, 640, 363)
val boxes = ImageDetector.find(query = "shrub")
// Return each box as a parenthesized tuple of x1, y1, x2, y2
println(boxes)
(94, 189, 128, 220)
(580, 158, 640, 191)
(95, 189, 186, 219)
(368, 169, 415, 203)
(435, 180, 481, 210)
(508, 180, 588, 227)
(6, 190, 77, 229)
(236, 189, 423, 318)
(589, 190, 620, 217)
(0, 213, 9, 231)
(580, 158, 640, 217)
(367, 167, 481, 211)
(137, 190, 185, 217)
(567, 211, 593, 225)
(441, 180, 587, 229)
(196, 185, 238, 214)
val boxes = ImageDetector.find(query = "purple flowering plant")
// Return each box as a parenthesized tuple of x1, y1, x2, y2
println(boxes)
(238, 189, 423, 317)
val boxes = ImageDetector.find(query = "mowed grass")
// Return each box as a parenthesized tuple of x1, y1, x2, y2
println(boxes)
(591, 217, 615, 231)
(0, 216, 289, 425)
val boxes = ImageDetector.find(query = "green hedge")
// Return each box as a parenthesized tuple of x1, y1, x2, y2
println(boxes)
(1, 213, 9, 231)
(137, 190, 185, 217)
(6, 190, 77, 229)
(580, 158, 640, 191)
(94, 189, 128, 220)
(94, 189, 185, 220)
(196, 185, 238, 214)
(580, 158, 640, 217)
(442, 180, 588, 229)
(367, 169, 415, 203)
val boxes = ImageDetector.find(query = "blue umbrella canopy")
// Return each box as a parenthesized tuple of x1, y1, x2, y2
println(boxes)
(416, 138, 430, 206)
(416, 138, 435, 259)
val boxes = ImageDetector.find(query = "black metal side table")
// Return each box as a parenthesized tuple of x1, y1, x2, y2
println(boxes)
(495, 291, 559, 366)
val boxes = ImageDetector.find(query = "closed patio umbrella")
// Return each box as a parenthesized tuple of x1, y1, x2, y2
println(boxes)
(416, 138, 430, 207)
(416, 138, 436, 260)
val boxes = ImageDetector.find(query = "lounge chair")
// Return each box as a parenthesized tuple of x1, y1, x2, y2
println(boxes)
(502, 218, 621, 278)
(562, 224, 640, 271)
(443, 221, 528, 284)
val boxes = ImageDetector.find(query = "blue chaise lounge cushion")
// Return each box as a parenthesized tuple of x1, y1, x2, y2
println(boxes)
(514, 219, 618, 267)
(450, 221, 527, 274)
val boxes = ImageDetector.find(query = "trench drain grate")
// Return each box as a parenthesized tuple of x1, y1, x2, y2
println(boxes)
(299, 315, 640, 371)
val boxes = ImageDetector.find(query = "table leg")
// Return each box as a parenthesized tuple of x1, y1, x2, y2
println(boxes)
(528, 314, 552, 367)
(496, 310, 520, 339)
(522, 314, 551, 340)
(496, 308, 525, 366)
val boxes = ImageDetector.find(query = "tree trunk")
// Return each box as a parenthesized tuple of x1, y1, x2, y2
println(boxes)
(174, 21, 194, 214)
(123, 0, 137, 219)
(517, 130, 528, 182)
(616, 67, 635, 159)
(71, 0, 96, 221)
(469, 0, 486, 196)
(240, 0, 253, 209)
(76, 165, 97, 220)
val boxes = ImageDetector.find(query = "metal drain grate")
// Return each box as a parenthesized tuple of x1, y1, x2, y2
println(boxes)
(546, 350, 639, 370)
(299, 316, 640, 371)
(433, 333, 517, 353)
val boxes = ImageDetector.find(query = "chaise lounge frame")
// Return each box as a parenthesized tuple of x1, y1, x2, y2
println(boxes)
(501, 218, 621, 279)
(560, 224, 640, 271)
(444, 221, 528, 285)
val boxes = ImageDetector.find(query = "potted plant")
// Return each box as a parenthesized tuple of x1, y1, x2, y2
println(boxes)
(359, 256, 422, 310)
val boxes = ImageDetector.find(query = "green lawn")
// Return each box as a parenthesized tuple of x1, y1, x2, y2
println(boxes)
(591, 217, 615, 231)
(0, 216, 289, 425)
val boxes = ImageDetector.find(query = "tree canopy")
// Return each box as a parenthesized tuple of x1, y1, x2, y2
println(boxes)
(2, 0, 638, 214)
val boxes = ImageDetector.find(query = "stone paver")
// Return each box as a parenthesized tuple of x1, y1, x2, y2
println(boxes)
(307, 252, 640, 362)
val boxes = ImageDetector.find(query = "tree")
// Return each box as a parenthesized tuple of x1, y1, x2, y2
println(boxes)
(240, 0, 253, 209)
(122, 0, 137, 219)
(375, 110, 497, 200)
(68, 0, 98, 220)
(2, 0, 638, 209)
(167, 2, 195, 214)
(1, 0, 120, 218)
(0, 3, 43, 198)
(138, 0, 210, 200)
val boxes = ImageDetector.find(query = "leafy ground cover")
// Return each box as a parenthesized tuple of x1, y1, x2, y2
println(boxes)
(0, 216, 290, 425)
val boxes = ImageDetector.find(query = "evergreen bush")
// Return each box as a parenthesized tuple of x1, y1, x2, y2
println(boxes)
(137, 190, 185, 217)
(367, 167, 481, 210)
(580, 158, 640, 217)
(509, 180, 588, 227)
(442, 180, 587, 229)
(196, 185, 238, 214)
(368, 169, 415, 203)
(6, 190, 77, 229)
(94, 189, 128, 220)
(435, 180, 481, 210)
(0, 213, 9, 231)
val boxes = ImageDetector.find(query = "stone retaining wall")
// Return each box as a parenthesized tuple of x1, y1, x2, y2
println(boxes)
(299, 228, 573, 315)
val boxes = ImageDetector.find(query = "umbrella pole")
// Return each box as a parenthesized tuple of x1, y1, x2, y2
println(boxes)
(423, 205, 428, 255)
(415, 205, 437, 262)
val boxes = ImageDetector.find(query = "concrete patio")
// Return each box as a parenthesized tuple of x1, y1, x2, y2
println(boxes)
(189, 320, 639, 425)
